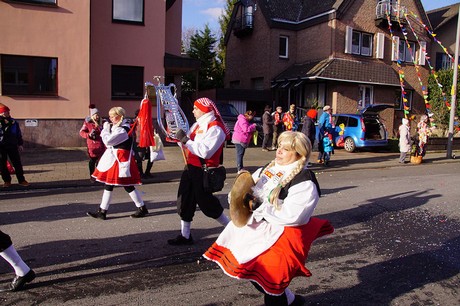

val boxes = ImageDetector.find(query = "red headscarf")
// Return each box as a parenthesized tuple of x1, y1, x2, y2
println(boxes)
(194, 98, 231, 140)
(0, 103, 10, 114)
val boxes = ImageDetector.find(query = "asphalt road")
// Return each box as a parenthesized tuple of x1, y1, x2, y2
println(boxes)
(0, 161, 459, 305)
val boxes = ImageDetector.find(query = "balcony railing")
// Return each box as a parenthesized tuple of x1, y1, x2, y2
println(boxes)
(375, 0, 407, 26)
(233, 11, 254, 38)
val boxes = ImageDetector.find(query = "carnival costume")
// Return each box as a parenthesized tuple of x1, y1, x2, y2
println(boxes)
(204, 161, 334, 296)
(92, 119, 141, 186)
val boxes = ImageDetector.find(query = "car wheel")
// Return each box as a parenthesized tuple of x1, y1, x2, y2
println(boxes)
(344, 137, 356, 152)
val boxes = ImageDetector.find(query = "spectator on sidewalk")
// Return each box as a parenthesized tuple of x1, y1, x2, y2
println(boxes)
(0, 103, 29, 188)
(282, 104, 299, 132)
(317, 105, 334, 164)
(322, 130, 333, 166)
(416, 114, 430, 158)
(301, 109, 317, 148)
(398, 118, 411, 164)
(79, 104, 105, 183)
(232, 110, 257, 173)
(261, 105, 274, 151)
(272, 106, 284, 149)
(0, 230, 35, 291)
(86, 106, 148, 220)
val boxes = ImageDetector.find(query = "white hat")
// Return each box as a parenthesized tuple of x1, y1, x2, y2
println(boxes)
(89, 104, 99, 117)
(323, 105, 331, 111)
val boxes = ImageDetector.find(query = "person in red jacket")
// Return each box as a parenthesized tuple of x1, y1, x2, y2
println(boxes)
(79, 105, 106, 182)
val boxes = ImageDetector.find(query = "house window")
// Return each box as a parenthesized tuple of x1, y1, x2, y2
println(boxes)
(111, 65, 144, 99)
(113, 0, 144, 24)
(435, 52, 454, 70)
(1, 55, 57, 96)
(358, 85, 374, 108)
(398, 40, 415, 63)
(395, 89, 412, 110)
(5, 0, 57, 5)
(352, 31, 373, 56)
(279, 36, 289, 59)
(251, 77, 264, 90)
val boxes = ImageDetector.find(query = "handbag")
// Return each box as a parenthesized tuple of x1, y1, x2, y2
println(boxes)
(199, 158, 226, 193)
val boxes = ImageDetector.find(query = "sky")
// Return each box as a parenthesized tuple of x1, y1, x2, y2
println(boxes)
(182, 0, 460, 31)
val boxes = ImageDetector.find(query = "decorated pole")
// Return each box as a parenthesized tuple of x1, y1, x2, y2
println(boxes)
(447, 5, 460, 159)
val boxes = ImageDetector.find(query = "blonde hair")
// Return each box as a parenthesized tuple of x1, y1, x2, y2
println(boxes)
(109, 107, 126, 127)
(265, 131, 312, 209)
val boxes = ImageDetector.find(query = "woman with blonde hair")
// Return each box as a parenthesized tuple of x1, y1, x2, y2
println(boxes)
(204, 131, 334, 306)
(86, 106, 148, 220)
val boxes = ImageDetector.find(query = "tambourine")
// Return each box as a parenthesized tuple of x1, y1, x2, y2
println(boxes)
(229, 171, 254, 227)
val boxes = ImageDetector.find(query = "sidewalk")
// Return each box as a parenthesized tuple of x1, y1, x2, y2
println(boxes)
(3, 145, 459, 190)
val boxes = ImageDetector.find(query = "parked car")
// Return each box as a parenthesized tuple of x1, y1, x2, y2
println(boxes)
(331, 104, 393, 152)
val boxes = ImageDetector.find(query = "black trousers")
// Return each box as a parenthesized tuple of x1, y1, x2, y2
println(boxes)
(0, 230, 13, 252)
(176, 165, 224, 222)
(0, 145, 25, 183)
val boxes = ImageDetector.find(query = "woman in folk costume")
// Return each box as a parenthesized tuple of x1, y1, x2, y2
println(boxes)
(204, 131, 334, 306)
(168, 97, 231, 245)
(86, 106, 148, 220)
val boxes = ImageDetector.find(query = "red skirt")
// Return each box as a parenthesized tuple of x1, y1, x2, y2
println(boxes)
(92, 149, 141, 186)
(203, 217, 334, 295)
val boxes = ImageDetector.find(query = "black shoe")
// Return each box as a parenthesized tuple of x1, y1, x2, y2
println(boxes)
(290, 294, 306, 306)
(86, 208, 107, 220)
(130, 206, 148, 218)
(167, 234, 194, 245)
(10, 269, 36, 292)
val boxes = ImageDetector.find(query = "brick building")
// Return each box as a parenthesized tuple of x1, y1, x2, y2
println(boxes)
(223, 0, 433, 136)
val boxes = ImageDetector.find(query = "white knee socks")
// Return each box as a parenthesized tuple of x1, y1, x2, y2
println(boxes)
(285, 288, 295, 305)
(0, 245, 30, 277)
(128, 189, 144, 208)
(181, 220, 191, 239)
(100, 190, 112, 210)
(216, 212, 230, 226)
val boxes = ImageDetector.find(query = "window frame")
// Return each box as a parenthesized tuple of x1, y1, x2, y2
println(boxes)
(395, 89, 413, 111)
(1, 54, 58, 97)
(351, 31, 373, 57)
(112, 0, 145, 25)
(398, 40, 416, 63)
(111, 65, 144, 100)
(279, 35, 289, 59)
(358, 85, 374, 109)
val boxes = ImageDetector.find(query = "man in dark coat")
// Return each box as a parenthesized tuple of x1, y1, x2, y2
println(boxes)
(301, 109, 317, 148)
(261, 105, 274, 151)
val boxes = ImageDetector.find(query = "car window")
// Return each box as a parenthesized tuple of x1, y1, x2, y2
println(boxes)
(335, 116, 348, 126)
(216, 104, 239, 117)
(348, 117, 358, 127)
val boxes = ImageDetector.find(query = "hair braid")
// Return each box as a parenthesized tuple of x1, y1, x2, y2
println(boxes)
(268, 156, 307, 209)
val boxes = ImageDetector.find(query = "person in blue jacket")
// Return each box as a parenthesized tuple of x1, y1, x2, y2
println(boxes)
(317, 105, 334, 164)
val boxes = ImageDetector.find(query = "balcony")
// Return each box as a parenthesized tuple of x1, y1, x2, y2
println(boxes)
(233, 12, 254, 38)
(375, 0, 407, 28)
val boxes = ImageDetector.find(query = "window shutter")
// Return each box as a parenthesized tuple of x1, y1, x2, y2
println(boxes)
(376, 33, 385, 59)
(418, 41, 426, 65)
(391, 36, 400, 61)
(345, 26, 353, 54)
